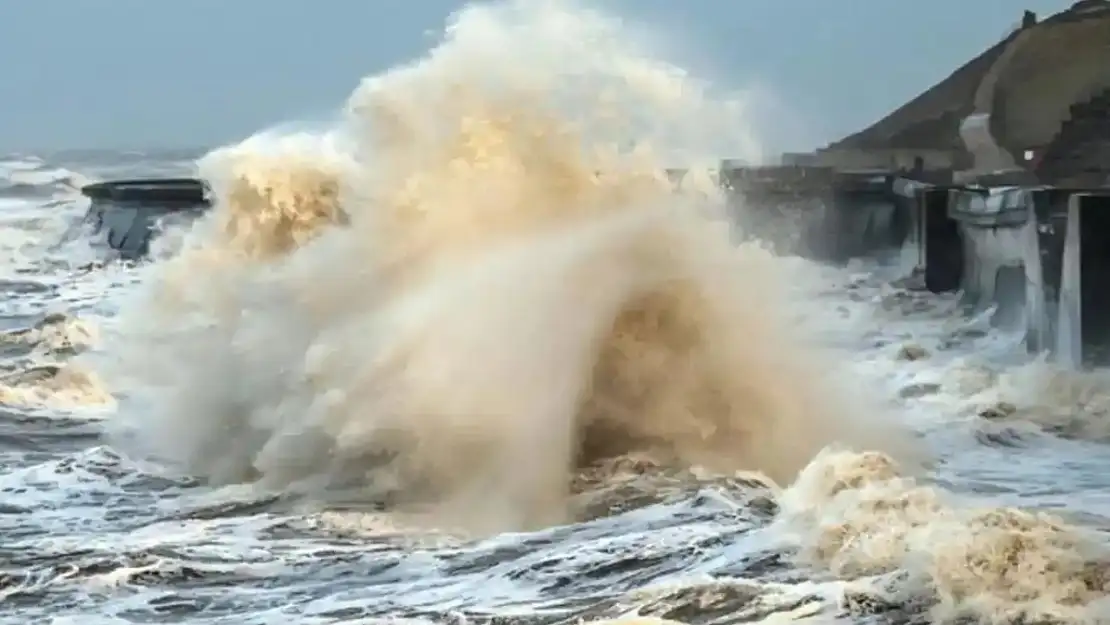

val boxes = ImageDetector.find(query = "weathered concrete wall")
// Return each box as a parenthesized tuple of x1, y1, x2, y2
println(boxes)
(1056, 193, 1110, 367)
(917, 186, 1110, 369)
(1056, 195, 1083, 366)
(731, 170, 1110, 368)
(724, 167, 913, 263)
(810, 149, 956, 171)
(947, 188, 1033, 326)
(1023, 192, 1061, 355)
(895, 184, 1053, 354)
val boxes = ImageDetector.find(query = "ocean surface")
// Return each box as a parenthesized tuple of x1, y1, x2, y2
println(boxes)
(5, 3, 1110, 625)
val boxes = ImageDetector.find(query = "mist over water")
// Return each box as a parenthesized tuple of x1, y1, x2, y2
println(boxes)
(103, 0, 917, 532)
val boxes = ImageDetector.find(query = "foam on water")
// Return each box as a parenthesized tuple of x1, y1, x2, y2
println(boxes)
(6, 1, 1110, 623)
(103, 0, 918, 533)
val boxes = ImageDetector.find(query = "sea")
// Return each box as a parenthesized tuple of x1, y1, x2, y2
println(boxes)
(4, 2, 1110, 624)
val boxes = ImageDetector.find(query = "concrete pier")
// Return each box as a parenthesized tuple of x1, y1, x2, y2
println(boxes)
(891, 179, 964, 293)
(1052, 191, 1110, 366)
(79, 178, 209, 259)
(947, 186, 1036, 332)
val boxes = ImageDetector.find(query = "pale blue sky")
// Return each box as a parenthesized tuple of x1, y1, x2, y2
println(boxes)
(0, 0, 1074, 153)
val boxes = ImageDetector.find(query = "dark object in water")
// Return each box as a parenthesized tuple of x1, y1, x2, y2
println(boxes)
(79, 178, 210, 259)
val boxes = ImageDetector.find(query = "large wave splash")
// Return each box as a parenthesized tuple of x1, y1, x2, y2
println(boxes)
(104, 0, 918, 532)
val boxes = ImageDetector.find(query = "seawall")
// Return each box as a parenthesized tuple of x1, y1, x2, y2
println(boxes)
(889, 180, 1110, 368)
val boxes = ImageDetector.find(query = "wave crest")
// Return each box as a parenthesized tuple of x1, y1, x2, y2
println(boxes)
(104, 0, 919, 533)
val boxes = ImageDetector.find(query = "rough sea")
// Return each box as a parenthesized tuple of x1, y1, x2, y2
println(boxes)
(5, 3, 1110, 624)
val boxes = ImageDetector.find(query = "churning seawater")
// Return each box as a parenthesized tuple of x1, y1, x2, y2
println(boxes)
(6, 2, 1110, 624)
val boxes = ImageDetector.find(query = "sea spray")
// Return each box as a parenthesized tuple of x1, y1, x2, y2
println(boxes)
(104, 0, 919, 533)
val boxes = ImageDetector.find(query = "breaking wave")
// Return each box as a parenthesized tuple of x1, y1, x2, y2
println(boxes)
(103, 0, 918, 533)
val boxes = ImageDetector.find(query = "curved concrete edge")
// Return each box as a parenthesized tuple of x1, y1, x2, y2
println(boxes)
(958, 28, 1035, 176)
(958, 114, 1018, 177)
